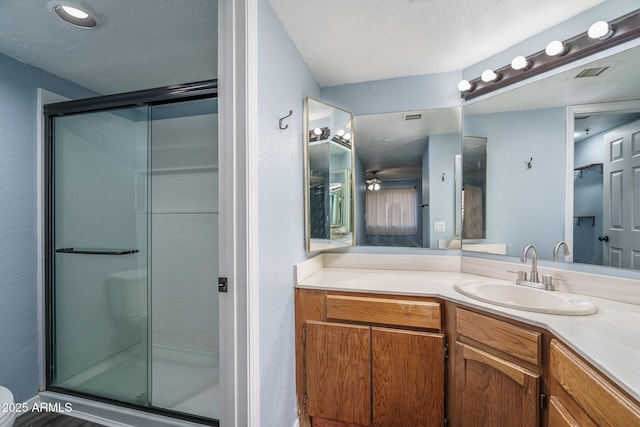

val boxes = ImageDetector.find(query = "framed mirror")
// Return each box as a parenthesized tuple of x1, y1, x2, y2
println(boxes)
(461, 136, 487, 240)
(462, 39, 640, 269)
(304, 97, 355, 252)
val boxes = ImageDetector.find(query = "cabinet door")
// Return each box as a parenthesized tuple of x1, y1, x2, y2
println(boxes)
(456, 342, 540, 427)
(305, 321, 371, 426)
(372, 328, 444, 427)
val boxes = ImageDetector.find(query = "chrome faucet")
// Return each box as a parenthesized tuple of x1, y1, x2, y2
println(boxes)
(520, 245, 539, 283)
(553, 241, 570, 261)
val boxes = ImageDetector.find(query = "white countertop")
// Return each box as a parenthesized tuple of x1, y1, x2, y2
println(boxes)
(297, 265, 640, 402)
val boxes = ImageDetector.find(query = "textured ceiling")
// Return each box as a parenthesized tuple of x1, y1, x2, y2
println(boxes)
(0, 0, 217, 94)
(269, 0, 603, 87)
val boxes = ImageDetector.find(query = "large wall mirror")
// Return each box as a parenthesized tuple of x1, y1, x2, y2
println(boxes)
(462, 38, 640, 270)
(352, 108, 461, 249)
(305, 97, 355, 252)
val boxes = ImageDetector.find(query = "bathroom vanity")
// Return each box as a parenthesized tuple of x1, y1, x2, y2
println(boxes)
(294, 254, 640, 427)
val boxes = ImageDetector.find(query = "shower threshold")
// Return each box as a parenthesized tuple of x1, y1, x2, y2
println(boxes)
(56, 344, 219, 421)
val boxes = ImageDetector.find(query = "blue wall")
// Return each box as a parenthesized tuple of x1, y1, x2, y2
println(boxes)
(257, 0, 319, 425)
(428, 133, 460, 248)
(464, 108, 566, 260)
(320, 71, 462, 115)
(0, 52, 96, 402)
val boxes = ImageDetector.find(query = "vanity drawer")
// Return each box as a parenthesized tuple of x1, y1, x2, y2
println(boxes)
(456, 308, 541, 366)
(325, 294, 441, 330)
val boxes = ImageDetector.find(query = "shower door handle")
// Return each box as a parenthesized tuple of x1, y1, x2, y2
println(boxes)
(55, 248, 139, 255)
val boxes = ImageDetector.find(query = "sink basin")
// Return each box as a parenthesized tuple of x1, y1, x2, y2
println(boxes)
(454, 281, 597, 316)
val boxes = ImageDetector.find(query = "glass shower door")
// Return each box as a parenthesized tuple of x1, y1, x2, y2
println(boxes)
(50, 106, 150, 406)
(148, 99, 219, 420)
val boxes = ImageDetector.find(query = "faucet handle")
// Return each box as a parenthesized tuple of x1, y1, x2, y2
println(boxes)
(508, 270, 527, 282)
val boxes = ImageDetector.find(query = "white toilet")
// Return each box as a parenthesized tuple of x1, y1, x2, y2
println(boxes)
(0, 386, 16, 427)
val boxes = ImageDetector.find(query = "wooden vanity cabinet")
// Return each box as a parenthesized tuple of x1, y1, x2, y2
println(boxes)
(453, 308, 543, 427)
(296, 289, 445, 427)
(297, 289, 640, 427)
(549, 339, 640, 426)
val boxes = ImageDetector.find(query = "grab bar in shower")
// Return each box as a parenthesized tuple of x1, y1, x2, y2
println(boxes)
(55, 248, 139, 255)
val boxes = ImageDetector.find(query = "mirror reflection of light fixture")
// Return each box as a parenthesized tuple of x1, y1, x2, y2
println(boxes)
(588, 20, 614, 40)
(366, 171, 382, 191)
(511, 55, 532, 71)
(332, 129, 352, 147)
(481, 69, 500, 82)
(309, 126, 330, 142)
(545, 40, 569, 56)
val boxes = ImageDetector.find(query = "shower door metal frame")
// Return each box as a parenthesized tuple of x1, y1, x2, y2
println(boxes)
(44, 80, 218, 426)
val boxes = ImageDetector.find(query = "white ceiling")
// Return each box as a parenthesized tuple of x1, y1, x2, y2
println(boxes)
(355, 108, 460, 180)
(269, 0, 603, 87)
(0, 0, 217, 95)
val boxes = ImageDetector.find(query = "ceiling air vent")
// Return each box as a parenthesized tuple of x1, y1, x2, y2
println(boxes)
(404, 113, 422, 121)
(574, 66, 610, 78)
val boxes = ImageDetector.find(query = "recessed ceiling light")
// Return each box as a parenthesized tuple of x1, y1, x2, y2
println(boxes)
(48, 2, 97, 29)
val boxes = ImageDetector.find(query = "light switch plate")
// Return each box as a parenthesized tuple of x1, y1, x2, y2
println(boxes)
(434, 221, 446, 232)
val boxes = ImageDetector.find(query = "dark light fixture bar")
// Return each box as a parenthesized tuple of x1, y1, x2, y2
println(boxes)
(461, 9, 640, 101)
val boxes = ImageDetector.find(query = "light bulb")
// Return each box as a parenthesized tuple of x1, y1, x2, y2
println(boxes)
(367, 184, 373, 191)
(373, 183, 380, 191)
(588, 20, 613, 40)
(336, 129, 345, 137)
(511, 56, 531, 71)
(61, 5, 89, 19)
(546, 40, 568, 56)
(313, 127, 322, 136)
(457, 80, 473, 92)
(481, 69, 499, 83)
(344, 133, 351, 141)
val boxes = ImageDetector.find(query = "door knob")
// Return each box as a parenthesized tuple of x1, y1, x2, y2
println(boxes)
(598, 235, 609, 242)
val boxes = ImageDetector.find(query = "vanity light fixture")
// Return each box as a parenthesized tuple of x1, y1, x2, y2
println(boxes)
(49, 2, 97, 28)
(481, 69, 500, 82)
(545, 40, 569, 57)
(511, 55, 532, 71)
(458, 9, 640, 100)
(331, 129, 352, 147)
(309, 126, 330, 142)
(588, 20, 614, 40)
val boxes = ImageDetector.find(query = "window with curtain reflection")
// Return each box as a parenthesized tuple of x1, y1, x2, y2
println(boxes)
(366, 187, 417, 235)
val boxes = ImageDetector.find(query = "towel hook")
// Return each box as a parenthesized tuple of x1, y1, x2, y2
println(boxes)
(279, 110, 293, 130)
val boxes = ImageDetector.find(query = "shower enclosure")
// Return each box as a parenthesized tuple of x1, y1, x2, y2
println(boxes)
(44, 81, 219, 424)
